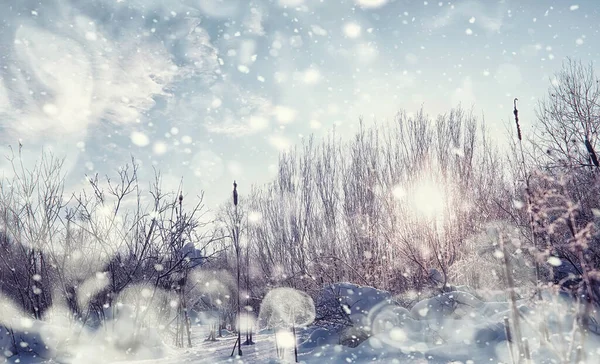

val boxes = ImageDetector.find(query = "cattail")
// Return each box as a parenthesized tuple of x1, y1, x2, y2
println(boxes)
(584, 138, 599, 167)
(504, 317, 515, 364)
(231, 179, 242, 357)
(233, 181, 238, 206)
(514, 98, 522, 141)
(523, 338, 531, 362)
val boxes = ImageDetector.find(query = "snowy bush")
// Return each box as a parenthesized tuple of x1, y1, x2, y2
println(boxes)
(258, 287, 316, 330)
(314, 283, 392, 330)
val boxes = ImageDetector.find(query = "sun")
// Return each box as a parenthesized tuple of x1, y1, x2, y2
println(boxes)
(412, 181, 445, 219)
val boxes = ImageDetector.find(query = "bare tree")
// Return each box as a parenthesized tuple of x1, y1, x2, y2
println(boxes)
(0, 149, 227, 356)
(245, 106, 508, 296)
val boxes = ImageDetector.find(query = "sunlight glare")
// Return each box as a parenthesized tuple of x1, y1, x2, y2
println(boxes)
(412, 182, 445, 218)
(248, 210, 263, 224)
(392, 185, 406, 199)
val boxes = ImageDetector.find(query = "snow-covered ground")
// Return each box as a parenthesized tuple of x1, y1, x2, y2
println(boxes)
(114, 324, 438, 364)
(118, 327, 281, 364)
(3, 283, 600, 363)
(131, 283, 600, 364)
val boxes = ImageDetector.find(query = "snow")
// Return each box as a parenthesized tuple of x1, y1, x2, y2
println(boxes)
(1, 1, 598, 363)
(299, 328, 338, 349)
(343, 23, 362, 39)
(2, 283, 600, 363)
(259, 287, 316, 329)
(153, 141, 168, 155)
(130, 131, 150, 147)
(355, 0, 389, 9)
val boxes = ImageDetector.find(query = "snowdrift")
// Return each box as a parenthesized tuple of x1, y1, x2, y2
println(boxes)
(0, 303, 167, 363)
(308, 282, 600, 363)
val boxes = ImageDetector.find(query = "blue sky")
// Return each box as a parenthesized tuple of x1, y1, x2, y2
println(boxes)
(0, 0, 598, 208)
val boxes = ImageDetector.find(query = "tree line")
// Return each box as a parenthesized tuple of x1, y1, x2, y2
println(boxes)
(1, 59, 600, 353)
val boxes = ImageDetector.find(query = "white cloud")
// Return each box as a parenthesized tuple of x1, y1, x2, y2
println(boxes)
(238, 39, 257, 65)
(95, 40, 177, 126)
(278, 0, 305, 7)
(1, 10, 187, 145)
(8, 23, 94, 140)
(197, 0, 241, 18)
(355, 0, 389, 8)
(0, 83, 9, 113)
(191, 81, 274, 137)
(426, 1, 504, 33)
(204, 118, 256, 136)
(289, 35, 304, 48)
(249, 116, 269, 131)
(311, 25, 328, 36)
(0, 0, 229, 194)
(175, 26, 220, 79)
(244, 7, 266, 36)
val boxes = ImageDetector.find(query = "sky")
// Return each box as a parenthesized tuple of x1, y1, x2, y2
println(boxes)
(0, 0, 599, 209)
